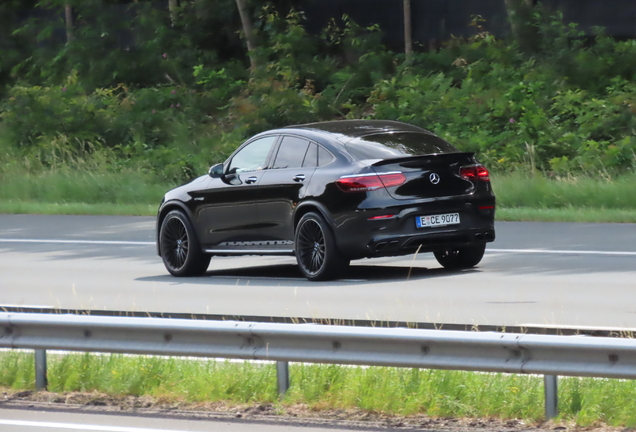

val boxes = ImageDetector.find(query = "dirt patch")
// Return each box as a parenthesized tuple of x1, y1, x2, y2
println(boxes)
(0, 388, 624, 431)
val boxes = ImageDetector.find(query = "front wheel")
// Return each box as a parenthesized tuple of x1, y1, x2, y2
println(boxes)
(434, 244, 486, 270)
(295, 212, 349, 281)
(159, 210, 211, 277)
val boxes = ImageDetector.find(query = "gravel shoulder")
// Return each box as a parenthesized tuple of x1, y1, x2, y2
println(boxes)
(0, 388, 620, 432)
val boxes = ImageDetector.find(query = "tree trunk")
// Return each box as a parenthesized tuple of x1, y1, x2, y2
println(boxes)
(504, 0, 538, 53)
(64, 3, 74, 43)
(403, 0, 413, 62)
(168, 0, 178, 27)
(235, 0, 258, 70)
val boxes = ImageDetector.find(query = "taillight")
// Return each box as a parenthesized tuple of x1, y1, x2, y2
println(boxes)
(459, 165, 490, 181)
(336, 172, 406, 193)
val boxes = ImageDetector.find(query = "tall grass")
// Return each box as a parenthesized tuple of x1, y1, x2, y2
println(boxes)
(0, 170, 172, 206)
(2, 351, 636, 426)
(0, 133, 179, 210)
(496, 207, 636, 223)
(492, 171, 636, 209)
(1, 163, 636, 221)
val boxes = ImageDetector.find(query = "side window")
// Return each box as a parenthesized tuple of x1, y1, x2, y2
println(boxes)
(228, 136, 277, 173)
(302, 143, 318, 168)
(318, 146, 335, 166)
(273, 136, 310, 169)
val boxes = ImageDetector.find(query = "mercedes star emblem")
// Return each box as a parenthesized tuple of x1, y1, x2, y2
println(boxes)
(429, 173, 440, 184)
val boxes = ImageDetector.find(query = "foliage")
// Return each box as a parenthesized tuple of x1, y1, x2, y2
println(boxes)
(223, 10, 394, 135)
(5, 0, 263, 90)
(367, 14, 636, 174)
(0, 76, 239, 182)
(0, 3, 635, 186)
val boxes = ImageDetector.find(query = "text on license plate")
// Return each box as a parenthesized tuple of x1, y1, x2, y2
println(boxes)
(416, 213, 460, 228)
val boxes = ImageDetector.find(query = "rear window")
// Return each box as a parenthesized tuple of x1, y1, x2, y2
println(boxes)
(273, 136, 310, 169)
(345, 132, 459, 161)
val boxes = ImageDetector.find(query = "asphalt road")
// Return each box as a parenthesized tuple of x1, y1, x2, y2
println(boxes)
(1, 214, 635, 329)
(0, 407, 375, 432)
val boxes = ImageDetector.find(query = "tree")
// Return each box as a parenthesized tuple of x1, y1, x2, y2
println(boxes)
(504, 0, 539, 53)
(403, 0, 412, 61)
(235, 0, 258, 70)
(168, 0, 178, 26)
(64, 2, 74, 42)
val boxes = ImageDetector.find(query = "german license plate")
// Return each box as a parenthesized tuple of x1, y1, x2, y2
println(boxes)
(416, 213, 460, 228)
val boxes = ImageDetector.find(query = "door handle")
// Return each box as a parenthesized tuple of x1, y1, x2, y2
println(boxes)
(293, 174, 306, 182)
(245, 176, 258, 184)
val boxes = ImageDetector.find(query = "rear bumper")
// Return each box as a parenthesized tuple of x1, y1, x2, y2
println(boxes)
(367, 225, 495, 257)
(332, 198, 495, 259)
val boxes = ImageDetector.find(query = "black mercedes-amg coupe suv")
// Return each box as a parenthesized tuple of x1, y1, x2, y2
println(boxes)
(157, 120, 496, 280)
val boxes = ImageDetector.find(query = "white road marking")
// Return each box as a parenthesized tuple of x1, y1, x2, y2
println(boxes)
(0, 419, 194, 432)
(1, 239, 635, 257)
(487, 248, 636, 256)
(0, 239, 154, 246)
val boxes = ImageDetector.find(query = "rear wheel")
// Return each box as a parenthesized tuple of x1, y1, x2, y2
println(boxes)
(160, 210, 210, 277)
(295, 212, 349, 281)
(434, 244, 486, 270)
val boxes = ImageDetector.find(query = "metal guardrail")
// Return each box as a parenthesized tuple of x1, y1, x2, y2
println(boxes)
(2, 305, 628, 337)
(2, 312, 636, 419)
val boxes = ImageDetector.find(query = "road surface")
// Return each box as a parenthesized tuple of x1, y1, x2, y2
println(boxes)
(0, 407, 389, 432)
(1, 215, 635, 329)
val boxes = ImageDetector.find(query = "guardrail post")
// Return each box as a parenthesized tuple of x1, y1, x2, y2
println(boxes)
(276, 361, 290, 396)
(544, 374, 558, 419)
(35, 349, 48, 391)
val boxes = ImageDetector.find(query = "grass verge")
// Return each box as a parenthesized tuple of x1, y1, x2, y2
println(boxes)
(496, 207, 636, 223)
(2, 351, 636, 426)
(1, 201, 635, 223)
(1, 170, 635, 222)
(0, 201, 157, 216)
(492, 172, 636, 210)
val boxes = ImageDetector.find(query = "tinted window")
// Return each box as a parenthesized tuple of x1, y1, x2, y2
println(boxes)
(318, 146, 335, 166)
(273, 136, 310, 169)
(302, 143, 318, 168)
(345, 132, 459, 161)
(228, 136, 277, 173)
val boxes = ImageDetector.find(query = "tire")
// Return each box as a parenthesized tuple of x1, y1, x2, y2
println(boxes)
(159, 210, 211, 277)
(434, 243, 486, 270)
(295, 212, 349, 281)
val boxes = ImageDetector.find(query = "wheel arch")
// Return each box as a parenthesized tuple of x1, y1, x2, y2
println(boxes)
(156, 200, 195, 256)
(293, 201, 334, 231)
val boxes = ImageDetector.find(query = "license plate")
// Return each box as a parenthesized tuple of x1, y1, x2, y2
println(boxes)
(416, 213, 460, 228)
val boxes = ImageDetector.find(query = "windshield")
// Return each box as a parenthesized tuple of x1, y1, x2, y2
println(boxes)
(345, 132, 459, 161)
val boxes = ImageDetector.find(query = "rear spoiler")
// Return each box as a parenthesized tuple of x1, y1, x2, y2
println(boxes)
(371, 152, 475, 167)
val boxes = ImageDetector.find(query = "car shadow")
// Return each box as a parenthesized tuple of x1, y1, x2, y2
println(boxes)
(136, 264, 477, 286)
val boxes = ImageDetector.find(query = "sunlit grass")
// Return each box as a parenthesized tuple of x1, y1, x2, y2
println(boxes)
(3, 351, 636, 425)
(1, 170, 636, 222)
(0, 201, 158, 216)
(0, 169, 172, 215)
(496, 207, 636, 223)
(492, 171, 636, 210)
(0, 170, 173, 206)
(492, 171, 636, 222)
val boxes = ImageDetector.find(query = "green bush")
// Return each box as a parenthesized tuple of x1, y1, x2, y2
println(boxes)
(1, 4, 636, 185)
(0, 78, 241, 182)
(367, 18, 636, 173)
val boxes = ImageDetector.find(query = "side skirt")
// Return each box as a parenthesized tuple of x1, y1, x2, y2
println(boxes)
(204, 249, 295, 256)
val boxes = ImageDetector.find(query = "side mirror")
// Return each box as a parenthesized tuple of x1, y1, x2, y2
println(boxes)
(208, 163, 224, 178)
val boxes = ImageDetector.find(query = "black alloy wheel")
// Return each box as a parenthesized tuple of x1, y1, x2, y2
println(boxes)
(434, 243, 486, 270)
(160, 210, 211, 276)
(295, 212, 349, 281)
